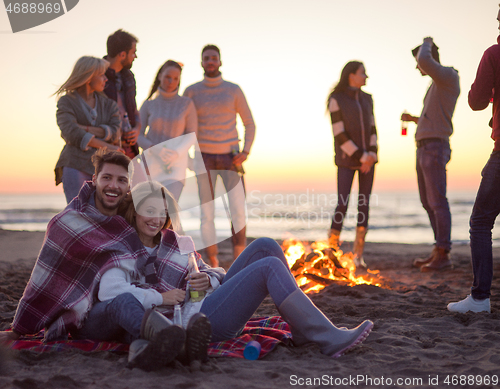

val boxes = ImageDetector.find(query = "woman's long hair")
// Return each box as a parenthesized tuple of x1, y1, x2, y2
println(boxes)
(120, 181, 181, 245)
(147, 60, 183, 100)
(326, 61, 363, 109)
(54, 56, 109, 97)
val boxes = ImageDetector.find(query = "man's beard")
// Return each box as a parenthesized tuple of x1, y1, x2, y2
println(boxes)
(205, 69, 220, 78)
(121, 58, 133, 70)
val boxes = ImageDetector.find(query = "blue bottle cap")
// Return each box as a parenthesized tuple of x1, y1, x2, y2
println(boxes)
(243, 340, 261, 360)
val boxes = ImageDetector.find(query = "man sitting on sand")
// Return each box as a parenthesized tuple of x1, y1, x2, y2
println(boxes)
(0, 149, 197, 369)
(0, 149, 133, 342)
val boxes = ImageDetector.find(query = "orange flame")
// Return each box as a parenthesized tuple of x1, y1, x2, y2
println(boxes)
(282, 238, 381, 294)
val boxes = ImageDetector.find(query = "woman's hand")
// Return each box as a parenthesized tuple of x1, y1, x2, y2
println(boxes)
(186, 272, 210, 292)
(123, 126, 140, 145)
(360, 160, 372, 174)
(0, 330, 20, 343)
(360, 154, 376, 174)
(159, 148, 179, 165)
(160, 289, 186, 305)
(88, 138, 125, 153)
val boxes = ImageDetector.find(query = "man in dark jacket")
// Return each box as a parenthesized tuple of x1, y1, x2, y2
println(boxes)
(104, 29, 141, 159)
(448, 7, 500, 313)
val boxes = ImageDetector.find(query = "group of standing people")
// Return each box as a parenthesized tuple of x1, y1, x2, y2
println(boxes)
(54, 30, 255, 267)
(332, 7, 500, 315)
(328, 36, 460, 273)
(326, 35, 460, 273)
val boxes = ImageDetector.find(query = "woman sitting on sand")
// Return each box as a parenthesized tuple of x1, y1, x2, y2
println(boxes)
(119, 181, 374, 359)
(54, 56, 123, 203)
(326, 61, 378, 268)
(68, 181, 222, 371)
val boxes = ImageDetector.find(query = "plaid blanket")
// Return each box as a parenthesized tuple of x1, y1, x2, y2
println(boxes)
(11, 182, 224, 341)
(12, 182, 147, 341)
(7, 316, 292, 360)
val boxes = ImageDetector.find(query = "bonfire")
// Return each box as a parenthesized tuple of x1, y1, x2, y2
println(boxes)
(282, 238, 381, 293)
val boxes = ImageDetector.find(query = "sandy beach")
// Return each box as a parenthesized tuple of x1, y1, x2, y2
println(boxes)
(1, 229, 500, 389)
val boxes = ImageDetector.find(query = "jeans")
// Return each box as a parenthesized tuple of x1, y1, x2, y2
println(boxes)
(416, 140, 452, 251)
(61, 166, 92, 204)
(71, 293, 145, 344)
(200, 237, 298, 342)
(331, 166, 375, 231)
(196, 153, 247, 252)
(470, 151, 500, 300)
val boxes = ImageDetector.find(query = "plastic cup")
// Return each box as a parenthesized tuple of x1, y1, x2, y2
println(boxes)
(243, 340, 261, 360)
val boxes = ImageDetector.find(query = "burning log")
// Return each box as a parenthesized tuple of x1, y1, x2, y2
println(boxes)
(305, 252, 320, 262)
(333, 267, 350, 279)
(313, 259, 329, 270)
(322, 248, 344, 269)
(299, 281, 319, 292)
(282, 237, 381, 293)
(302, 273, 336, 286)
(290, 253, 306, 272)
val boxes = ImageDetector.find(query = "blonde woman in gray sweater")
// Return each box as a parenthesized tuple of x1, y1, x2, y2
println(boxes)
(138, 60, 198, 201)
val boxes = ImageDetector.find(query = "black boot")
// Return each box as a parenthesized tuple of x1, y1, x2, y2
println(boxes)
(128, 309, 186, 371)
(177, 312, 212, 365)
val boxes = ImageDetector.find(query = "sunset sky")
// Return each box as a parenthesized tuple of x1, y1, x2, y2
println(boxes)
(0, 0, 497, 194)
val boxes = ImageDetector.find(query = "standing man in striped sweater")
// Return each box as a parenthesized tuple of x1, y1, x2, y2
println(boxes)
(184, 45, 256, 267)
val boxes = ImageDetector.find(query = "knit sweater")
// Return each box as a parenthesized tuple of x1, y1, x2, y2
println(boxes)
(54, 92, 121, 185)
(469, 35, 500, 151)
(138, 88, 198, 150)
(415, 40, 460, 142)
(183, 74, 255, 154)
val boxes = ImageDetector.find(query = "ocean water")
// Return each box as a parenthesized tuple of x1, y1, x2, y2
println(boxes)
(1, 190, 500, 247)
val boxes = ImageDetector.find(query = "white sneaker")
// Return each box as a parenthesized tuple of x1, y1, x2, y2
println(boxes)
(447, 295, 490, 313)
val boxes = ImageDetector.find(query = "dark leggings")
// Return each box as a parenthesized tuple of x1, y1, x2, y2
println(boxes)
(330, 166, 375, 231)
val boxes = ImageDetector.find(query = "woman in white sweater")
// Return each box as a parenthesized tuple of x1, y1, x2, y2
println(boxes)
(138, 60, 198, 200)
(72, 181, 217, 370)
